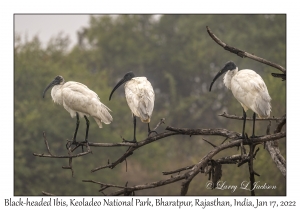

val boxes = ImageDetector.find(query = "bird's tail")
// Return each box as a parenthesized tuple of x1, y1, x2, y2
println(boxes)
(255, 93, 272, 118)
(93, 100, 113, 128)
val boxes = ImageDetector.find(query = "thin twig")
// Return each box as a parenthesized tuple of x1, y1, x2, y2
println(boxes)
(202, 138, 217, 148)
(99, 186, 109, 192)
(33, 151, 92, 158)
(162, 165, 194, 175)
(43, 131, 53, 156)
(62, 147, 74, 177)
(153, 118, 166, 131)
(83, 180, 128, 189)
(42, 191, 55, 196)
(221, 137, 229, 144)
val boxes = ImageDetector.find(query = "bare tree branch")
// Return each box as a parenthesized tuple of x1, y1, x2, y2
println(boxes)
(36, 114, 286, 195)
(62, 147, 75, 177)
(166, 126, 242, 140)
(33, 132, 92, 158)
(82, 180, 128, 190)
(98, 174, 186, 196)
(34, 119, 167, 175)
(91, 125, 253, 173)
(271, 73, 286, 81)
(33, 132, 93, 176)
(90, 131, 178, 172)
(206, 26, 286, 77)
(180, 131, 285, 195)
(42, 191, 55, 196)
(86, 131, 285, 195)
(84, 118, 166, 148)
(90, 126, 244, 173)
(219, 112, 281, 121)
(265, 114, 286, 176)
(274, 114, 286, 133)
(162, 165, 194, 175)
(162, 153, 256, 176)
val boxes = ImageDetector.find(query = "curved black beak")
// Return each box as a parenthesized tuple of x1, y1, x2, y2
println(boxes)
(109, 72, 135, 100)
(209, 61, 237, 91)
(109, 78, 126, 100)
(209, 70, 224, 92)
(42, 79, 59, 98)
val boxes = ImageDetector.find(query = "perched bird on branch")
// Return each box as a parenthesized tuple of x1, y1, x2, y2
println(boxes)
(42, 75, 113, 147)
(209, 61, 271, 138)
(109, 72, 155, 143)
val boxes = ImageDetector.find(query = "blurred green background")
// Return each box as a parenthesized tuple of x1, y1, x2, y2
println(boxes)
(14, 14, 286, 196)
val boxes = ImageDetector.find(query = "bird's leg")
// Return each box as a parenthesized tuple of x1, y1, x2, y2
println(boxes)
(84, 115, 90, 145)
(73, 113, 80, 143)
(132, 115, 137, 142)
(147, 123, 158, 137)
(242, 108, 247, 139)
(133, 115, 136, 142)
(251, 113, 257, 138)
(122, 115, 137, 143)
(66, 112, 80, 149)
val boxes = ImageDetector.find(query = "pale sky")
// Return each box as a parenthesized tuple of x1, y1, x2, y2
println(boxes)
(15, 14, 90, 48)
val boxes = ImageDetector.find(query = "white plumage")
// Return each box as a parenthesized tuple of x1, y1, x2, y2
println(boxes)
(109, 72, 155, 142)
(43, 75, 112, 146)
(124, 77, 155, 123)
(224, 69, 271, 118)
(210, 61, 271, 138)
(52, 81, 112, 127)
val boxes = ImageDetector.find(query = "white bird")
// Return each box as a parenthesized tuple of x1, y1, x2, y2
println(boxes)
(109, 72, 155, 142)
(42, 75, 113, 147)
(209, 61, 271, 138)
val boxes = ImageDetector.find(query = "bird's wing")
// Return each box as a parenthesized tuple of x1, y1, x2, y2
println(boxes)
(62, 82, 113, 127)
(231, 70, 271, 118)
(125, 78, 155, 122)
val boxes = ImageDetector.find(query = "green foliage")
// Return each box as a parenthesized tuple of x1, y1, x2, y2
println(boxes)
(14, 14, 286, 196)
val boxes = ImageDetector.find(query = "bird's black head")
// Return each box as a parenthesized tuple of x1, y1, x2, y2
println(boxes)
(223, 61, 237, 72)
(42, 75, 64, 98)
(109, 72, 135, 100)
(123, 72, 135, 81)
(209, 61, 237, 91)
